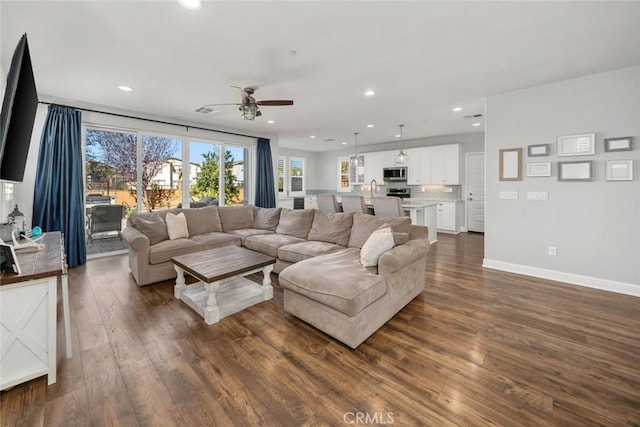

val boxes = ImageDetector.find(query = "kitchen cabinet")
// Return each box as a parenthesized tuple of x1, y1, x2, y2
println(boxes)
(363, 152, 386, 184)
(406, 144, 460, 185)
(436, 201, 462, 233)
(304, 195, 318, 209)
(349, 155, 365, 185)
(337, 157, 351, 192)
(278, 198, 294, 209)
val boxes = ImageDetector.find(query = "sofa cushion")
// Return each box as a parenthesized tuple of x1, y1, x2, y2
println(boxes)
(276, 208, 315, 239)
(227, 228, 274, 245)
(278, 241, 346, 263)
(131, 216, 168, 246)
(348, 213, 411, 249)
(279, 248, 386, 317)
(245, 233, 306, 258)
(166, 212, 189, 240)
(360, 225, 395, 267)
(182, 206, 222, 235)
(253, 207, 282, 231)
(189, 232, 241, 250)
(149, 238, 201, 265)
(218, 205, 255, 232)
(307, 210, 353, 246)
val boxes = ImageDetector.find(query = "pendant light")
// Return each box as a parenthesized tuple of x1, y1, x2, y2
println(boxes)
(395, 124, 408, 165)
(351, 132, 360, 166)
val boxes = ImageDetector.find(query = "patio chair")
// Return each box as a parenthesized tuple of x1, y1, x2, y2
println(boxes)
(88, 204, 124, 241)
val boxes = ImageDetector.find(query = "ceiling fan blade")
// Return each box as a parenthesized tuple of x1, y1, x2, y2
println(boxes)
(256, 100, 294, 106)
(202, 103, 240, 107)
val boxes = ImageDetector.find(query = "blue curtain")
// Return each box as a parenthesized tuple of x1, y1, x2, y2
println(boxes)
(33, 105, 86, 267)
(255, 138, 276, 208)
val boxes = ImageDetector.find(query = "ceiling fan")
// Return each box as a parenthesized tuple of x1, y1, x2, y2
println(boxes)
(200, 86, 294, 120)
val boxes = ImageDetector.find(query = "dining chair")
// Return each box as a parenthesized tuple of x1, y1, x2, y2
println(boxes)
(340, 195, 367, 214)
(372, 196, 405, 217)
(316, 194, 341, 213)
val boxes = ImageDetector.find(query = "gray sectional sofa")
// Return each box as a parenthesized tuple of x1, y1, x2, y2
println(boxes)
(122, 205, 430, 348)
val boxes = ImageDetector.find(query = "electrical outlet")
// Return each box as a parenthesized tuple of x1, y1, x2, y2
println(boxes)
(548, 246, 557, 256)
(499, 191, 519, 200)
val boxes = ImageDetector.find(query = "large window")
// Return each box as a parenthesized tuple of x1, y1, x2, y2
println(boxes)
(83, 125, 253, 256)
(188, 141, 248, 206)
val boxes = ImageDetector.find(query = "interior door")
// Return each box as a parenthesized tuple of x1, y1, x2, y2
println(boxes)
(466, 152, 485, 232)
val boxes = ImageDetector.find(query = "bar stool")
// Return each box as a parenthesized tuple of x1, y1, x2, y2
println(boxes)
(316, 194, 340, 213)
(340, 195, 367, 213)
(372, 196, 405, 217)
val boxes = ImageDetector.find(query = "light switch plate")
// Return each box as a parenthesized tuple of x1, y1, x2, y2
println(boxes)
(499, 191, 519, 200)
(527, 191, 549, 201)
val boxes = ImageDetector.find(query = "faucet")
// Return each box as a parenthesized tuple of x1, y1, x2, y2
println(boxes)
(370, 179, 378, 199)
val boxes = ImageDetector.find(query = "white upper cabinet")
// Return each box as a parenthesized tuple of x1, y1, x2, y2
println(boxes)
(407, 144, 460, 185)
(363, 152, 386, 183)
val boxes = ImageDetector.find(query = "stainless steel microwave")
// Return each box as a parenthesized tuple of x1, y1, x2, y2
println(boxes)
(383, 167, 407, 181)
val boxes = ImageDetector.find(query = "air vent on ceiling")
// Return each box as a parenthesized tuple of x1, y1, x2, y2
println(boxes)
(194, 106, 220, 114)
(323, 138, 335, 142)
(463, 113, 483, 119)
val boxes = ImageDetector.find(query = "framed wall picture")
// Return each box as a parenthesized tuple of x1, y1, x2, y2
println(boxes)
(604, 137, 634, 152)
(499, 148, 522, 181)
(528, 144, 550, 157)
(605, 160, 633, 181)
(558, 160, 594, 181)
(526, 162, 552, 177)
(557, 133, 595, 156)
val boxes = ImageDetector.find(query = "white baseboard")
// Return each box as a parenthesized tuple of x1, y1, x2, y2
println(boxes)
(482, 259, 640, 297)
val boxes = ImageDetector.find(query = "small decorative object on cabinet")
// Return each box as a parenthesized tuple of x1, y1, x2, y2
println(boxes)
(558, 160, 594, 181)
(499, 148, 522, 181)
(557, 133, 595, 156)
(526, 162, 552, 177)
(604, 136, 634, 152)
(527, 144, 550, 157)
(605, 160, 633, 181)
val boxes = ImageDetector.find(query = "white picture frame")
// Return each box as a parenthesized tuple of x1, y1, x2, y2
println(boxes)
(557, 133, 595, 156)
(558, 160, 593, 181)
(526, 162, 551, 177)
(605, 160, 633, 181)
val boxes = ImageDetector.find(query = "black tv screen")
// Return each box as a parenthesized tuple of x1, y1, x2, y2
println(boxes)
(0, 33, 38, 182)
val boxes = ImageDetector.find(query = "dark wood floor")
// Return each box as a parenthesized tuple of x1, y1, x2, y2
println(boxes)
(2, 233, 639, 426)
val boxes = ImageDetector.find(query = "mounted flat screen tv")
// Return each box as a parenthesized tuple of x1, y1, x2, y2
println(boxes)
(0, 33, 38, 182)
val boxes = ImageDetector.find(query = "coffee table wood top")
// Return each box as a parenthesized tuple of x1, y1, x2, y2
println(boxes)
(171, 246, 275, 283)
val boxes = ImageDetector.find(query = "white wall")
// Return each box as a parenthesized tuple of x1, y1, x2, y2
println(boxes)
(485, 66, 640, 295)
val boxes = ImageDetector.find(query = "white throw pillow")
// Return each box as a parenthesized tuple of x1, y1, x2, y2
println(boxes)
(360, 225, 395, 267)
(166, 212, 189, 240)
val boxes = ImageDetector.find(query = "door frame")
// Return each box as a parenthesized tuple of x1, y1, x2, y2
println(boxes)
(465, 151, 485, 233)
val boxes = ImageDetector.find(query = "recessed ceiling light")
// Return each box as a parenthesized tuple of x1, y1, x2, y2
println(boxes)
(267, 120, 275, 124)
(472, 122, 481, 127)
(364, 90, 375, 96)
(118, 85, 133, 92)
(452, 107, 462, 112)
(341, 142, 347, 145)
(178, 0, 202, 10)
(367, 124, 374, 128)
(310, 135, 316, 139)
(395, 134, 401, 138)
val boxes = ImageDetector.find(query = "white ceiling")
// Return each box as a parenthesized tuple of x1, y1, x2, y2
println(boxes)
(2, 1, 639, 152)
